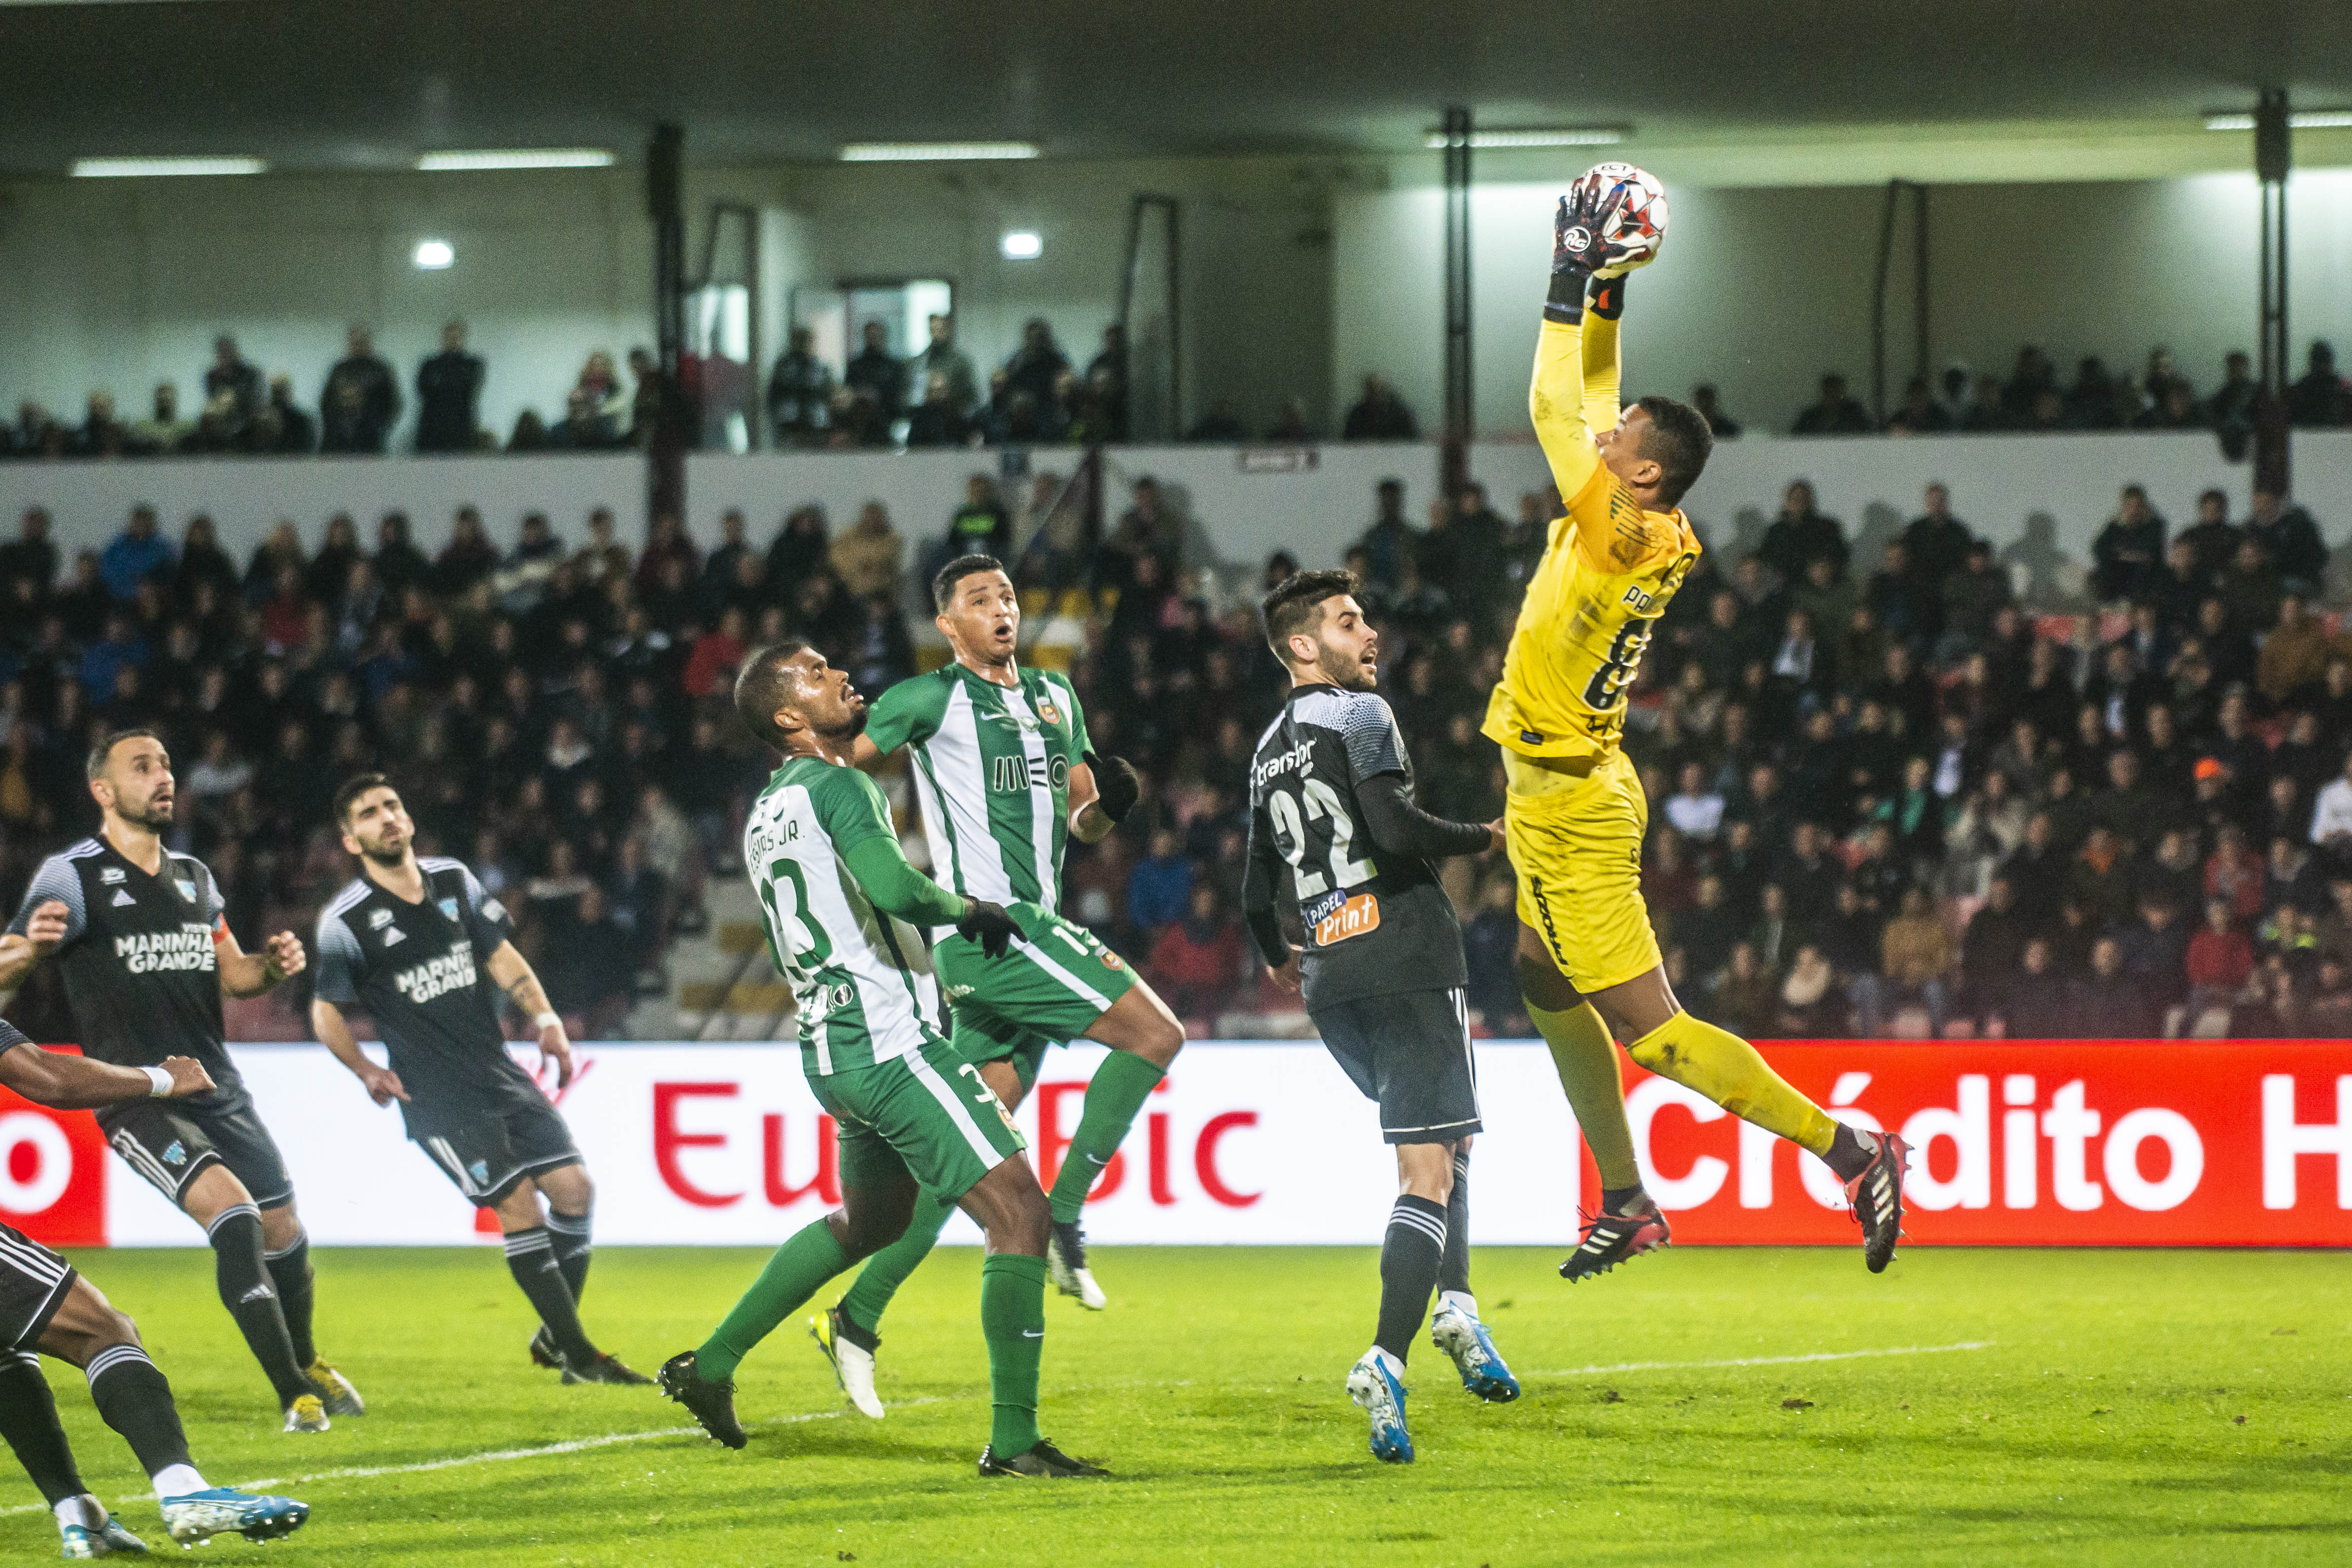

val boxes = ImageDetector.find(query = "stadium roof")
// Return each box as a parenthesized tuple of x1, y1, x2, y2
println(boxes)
(3, 0, 2349, 174)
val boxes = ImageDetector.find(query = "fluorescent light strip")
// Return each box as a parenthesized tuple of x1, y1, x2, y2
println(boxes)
(2204, 111, 2352, 131)
(416, 148, 615, 171)
(838, 142, 1039, 162)
(1423, 127, 1627, 150)
(71, 156, 266, 178)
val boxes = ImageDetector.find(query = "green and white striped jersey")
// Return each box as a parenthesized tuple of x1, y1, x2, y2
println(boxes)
(743, 756, 946, 1076)
(865, 662, 1092, 914)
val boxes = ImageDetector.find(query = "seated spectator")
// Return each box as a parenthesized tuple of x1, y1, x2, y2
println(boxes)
(1001, 318, 1071, 408)
(1790, 373, 1871, 435)
(1148, 884, 1245, 1022)
(1663, 760, 1725, 841)
(2090, 485, 2165, 604)
(1690, 383, 1741, 437)
(203, 333, 262, 419)
(843, 320, 908, 424)
(1775, 943, 1840, 1035)
(766, 326, 835, 447)
(2243, 487, 2328, 596)
(945, 475, 1012, 560)
(2287, 339, 2349, 427)
(2060, 356, 2120, 429)
(829, 502, 903, 602)
(1709, 941, 1781, 1039)
(904, 372, 972, 447)
(1264, 399, 1317, 442)
(129, 383, 192, 453)
(1757, 481, 1848, 585)
(1880, 886, 1953, 1034)
(1883, 376, 1951, 435)
(2186, 898, 2254, 1012)
(1984, 935, 2068, 1038)
(1340, 375, 1419, 440)
(100, 505, 173, 602)
(1128, 828, 1193, 936)
(2077, 933, 2159, 1036)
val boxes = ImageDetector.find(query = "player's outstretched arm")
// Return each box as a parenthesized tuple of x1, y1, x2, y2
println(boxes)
(1355, 774, 1502, 861)
(1531, 194, 1603, 502)
(817, 768, 1022, 955)
(217, 925, 304, 998)
(0, 1040, 214, 1110)
(310, 995, 409, 1107)
(486, 942, 573, 1088)
(1068, 751, 1140, 845)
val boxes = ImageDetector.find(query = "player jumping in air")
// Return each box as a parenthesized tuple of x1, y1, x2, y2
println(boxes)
(0, 1016, 310, 1555)
(1486, 176, 1911, 1279)
(309, 775, 651, 1386)
(0, 729, 362, 1434)
(660, 641, 1102, 1478)
(807, 554, 1177, 1417)
(1244, 570, 1521, 1465)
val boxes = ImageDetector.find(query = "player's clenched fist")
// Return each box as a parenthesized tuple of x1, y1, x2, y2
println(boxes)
(158, 1055, 216, 1098)
(261, 930, 306, 980)
(23, 899, 69, 951)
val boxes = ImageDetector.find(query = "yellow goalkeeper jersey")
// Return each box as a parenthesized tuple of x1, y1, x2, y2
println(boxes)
(1482, 312, 1700, 762)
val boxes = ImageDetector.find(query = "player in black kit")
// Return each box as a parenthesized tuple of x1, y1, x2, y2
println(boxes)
(0, 730, 360, 1434)
(309, 775, 649, 1385)
(1243, 571, 1522, 1465)
(0, 1016, 310, 1554)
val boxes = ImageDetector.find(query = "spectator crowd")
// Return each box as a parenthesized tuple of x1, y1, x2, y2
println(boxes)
(0, 441, 2344, 1044)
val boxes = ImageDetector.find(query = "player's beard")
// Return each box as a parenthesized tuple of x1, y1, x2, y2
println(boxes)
(1316, 643, 1377, 693)
(360, 842, 408, 869)
(822, 704, 871, 742)
(121, 796, 174, 832)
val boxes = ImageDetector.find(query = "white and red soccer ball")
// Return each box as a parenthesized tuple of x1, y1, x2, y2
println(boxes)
(1572, 161, 1669, 276)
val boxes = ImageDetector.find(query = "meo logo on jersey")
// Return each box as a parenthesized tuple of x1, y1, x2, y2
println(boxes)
(990, 754, 1070, 792)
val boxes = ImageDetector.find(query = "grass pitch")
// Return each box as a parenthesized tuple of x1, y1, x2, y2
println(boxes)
(13, 1244, 2349, 1565)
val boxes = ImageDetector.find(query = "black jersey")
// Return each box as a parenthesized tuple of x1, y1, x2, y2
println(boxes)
(0, 1015, 25, 1052)
(312, 857, 537, 1134)
(1244, 685, 1468, 1009)
(6, 838, 241, 1099)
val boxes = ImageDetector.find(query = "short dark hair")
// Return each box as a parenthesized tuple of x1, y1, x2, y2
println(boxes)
(1260, 570, 1359, 663)
(333, 772, 395, 825)
(1633, 395, 1714, 510)
(931, 554, 1008, 612)
(733, 639, 814, 748)
(85, 728, 161, 781)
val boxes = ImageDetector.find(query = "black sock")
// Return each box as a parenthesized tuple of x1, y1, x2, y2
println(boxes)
(1440, 1153, 1472, 1297)
(263, 1230, 316, 1367)
(545, 1207, 593, 1303)
(0, 1352, 84, 1505)
(1374, 1194, 1448, 1364)
(1601, 1184, 1645, 1215)
(1824, 1124, 1880, 1182)
(206, 1205, 314, 1406)
(84, 1344, 192, 1481)
(505, 1228, 598, 1366)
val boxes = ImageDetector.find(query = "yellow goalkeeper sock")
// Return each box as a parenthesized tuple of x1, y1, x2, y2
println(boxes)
(1626, 1010, 1838, 1157)
(1529, 999, 1642, 1191)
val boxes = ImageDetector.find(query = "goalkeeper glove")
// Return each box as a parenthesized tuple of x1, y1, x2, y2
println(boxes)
(1588, 271, 1629, 321)
(1083, 750, 1141, 823)
(1549, 189, 1605, 322)
(957, 897, 1021, 959)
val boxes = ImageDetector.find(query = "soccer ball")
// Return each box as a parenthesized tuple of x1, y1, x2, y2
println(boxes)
(1572, 161, 1669, 277)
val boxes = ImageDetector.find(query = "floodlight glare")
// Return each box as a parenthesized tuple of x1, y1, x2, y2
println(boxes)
(1000, 230, 1044, 260)
(71, 156, 267, 178)
(413, 239, 456, 270)
(416, 149, 616, 172)
(840, 142, 1040, 162)
(1422, 127, 1627, 150)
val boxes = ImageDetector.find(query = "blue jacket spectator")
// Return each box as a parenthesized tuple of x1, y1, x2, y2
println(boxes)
(1127, 828, 1194, 935)
(99, 506, 174, 601)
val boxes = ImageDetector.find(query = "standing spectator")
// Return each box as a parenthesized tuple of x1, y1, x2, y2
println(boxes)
(99, 505, 173, 602)
(1001, 318, 1070, 408)
(904, 372, 972, 447)
(1791, 373, 1872, 435)
(1902, 483, 1975, 583)
(1085, 324, 1129, 441)
(2090, 484, 2166, 604)
(904, 313, 977, 417)
(945, 475, 1012, 561)
(415, 320, 485, 452)
(1340, 375, 1419, 440)
(2287, 340, 2349, 427)
(1127, 827, 1193, 937)
(2206, 349, 2260, 458)
(2242, 487, 2328, 596)
(765, 326, 834, 447)
(1756, 481, 1849, 585)
(321, 326, 400, 452)
(1354, 478, 1419, 592)
(0, 507, 58, 598)
(1147, 884, 1244, 1022)
(202, 334, 262, 418)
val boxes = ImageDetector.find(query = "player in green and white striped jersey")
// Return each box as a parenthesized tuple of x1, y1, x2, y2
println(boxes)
(657, 641, 1103, 1478)
(807, 555, 1184, 1418)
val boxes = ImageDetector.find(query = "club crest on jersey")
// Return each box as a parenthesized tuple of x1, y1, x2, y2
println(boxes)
(469, 1160, 491, 1186)
(439, 897, 460, 921)
(1035, 697, 1061, 726)
(174, 879, 196, 904)
(100, 867, 126, 885)
(161, 1141, 186, 1166)
(368, 908, 394, 929)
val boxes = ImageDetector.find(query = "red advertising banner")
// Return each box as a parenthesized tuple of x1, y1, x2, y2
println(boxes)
(0, 1048, 110, 1248)
(1588, 1040, 2352, 1246)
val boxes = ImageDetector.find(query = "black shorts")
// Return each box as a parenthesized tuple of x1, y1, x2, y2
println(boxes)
(0, 1221, 77, 1350)
(98, 1091, 294, 1210)
(1311, 985, 1483, 1145)
(410, 1095, 582, 1207)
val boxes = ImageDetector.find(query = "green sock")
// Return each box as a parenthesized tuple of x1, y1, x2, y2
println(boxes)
(697, 1219, 850, 1382)
(980, 1253, 1047, 1455)
(1047, 1049, 1164, 1222)
(837, 1186, 959, 1338)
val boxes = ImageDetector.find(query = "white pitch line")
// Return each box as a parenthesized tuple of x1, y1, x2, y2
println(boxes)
(1528, 1340, 1995, 1377)
(4, 1398, 951, 1517)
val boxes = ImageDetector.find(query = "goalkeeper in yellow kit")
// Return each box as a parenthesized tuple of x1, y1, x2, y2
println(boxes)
(1486, 171, 1912, 1279)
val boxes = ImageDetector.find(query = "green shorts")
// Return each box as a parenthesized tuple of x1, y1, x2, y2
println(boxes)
(935, 902, 1138, 1073)
(809, 1036, 1028, 1203)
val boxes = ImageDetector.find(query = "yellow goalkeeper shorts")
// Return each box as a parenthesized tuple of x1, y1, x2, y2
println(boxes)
(1503, 745, 1663, 995)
